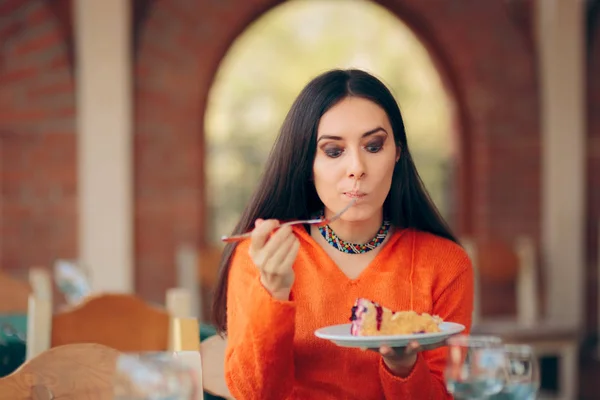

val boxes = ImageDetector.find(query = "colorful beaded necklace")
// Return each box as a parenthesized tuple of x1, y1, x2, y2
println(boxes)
(317, 209, 391, 254)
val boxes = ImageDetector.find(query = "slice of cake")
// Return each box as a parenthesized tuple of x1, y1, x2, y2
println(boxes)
(349, 298, 443, 336)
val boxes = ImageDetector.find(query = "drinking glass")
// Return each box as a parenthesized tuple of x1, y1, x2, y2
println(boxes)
(445, 335, 506, 399)
(489, 344, 540, 400)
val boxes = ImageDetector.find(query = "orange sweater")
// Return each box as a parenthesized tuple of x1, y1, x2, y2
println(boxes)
(225, 226, 473, 400)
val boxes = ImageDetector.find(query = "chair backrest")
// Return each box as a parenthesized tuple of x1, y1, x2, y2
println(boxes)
(463, 235, 539, 324)
(26, 290, 197, 360)
(0, 342, 119, 400)
(28, 267, 52, 302)
(51, 293, 170, 352)
(176, 244, 200, 319)
(514, 235, 539, 326)
(0, 271, 31, 314)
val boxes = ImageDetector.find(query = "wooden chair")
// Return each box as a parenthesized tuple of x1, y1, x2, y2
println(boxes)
(0, 268, 52, 376)
(0, 342, 120, 400)
(176, 243, 201, 319)
(26, 290, 195, 360)
(0, 271, 31, 315)
(28, 267, 52, 303)
(0, 337, 204, 400)
(0, 267, 51, 315)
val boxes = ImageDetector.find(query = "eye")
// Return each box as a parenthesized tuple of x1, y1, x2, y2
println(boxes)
(324, 147, 344, 158)
(365, 139, 384, 153)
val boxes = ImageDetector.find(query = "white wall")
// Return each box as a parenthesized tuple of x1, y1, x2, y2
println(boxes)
(73, 0, 133, 293)
(536, 0, 586, 328)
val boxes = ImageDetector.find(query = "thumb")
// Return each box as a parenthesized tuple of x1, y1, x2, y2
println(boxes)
(255, 218, 264, 227)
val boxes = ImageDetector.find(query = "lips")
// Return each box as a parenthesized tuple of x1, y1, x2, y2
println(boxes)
(344, 191, 366, 198)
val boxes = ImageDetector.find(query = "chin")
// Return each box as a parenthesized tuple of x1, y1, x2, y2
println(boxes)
(338, 206, 379, 223)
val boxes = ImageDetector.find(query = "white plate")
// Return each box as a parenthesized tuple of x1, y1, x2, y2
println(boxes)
(314, 322, 465, 348)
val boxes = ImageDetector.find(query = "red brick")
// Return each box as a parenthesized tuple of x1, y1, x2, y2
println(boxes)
(0, 1, 76, 277)
(26, 80, 72, 97)
(26, 2, 53, 25)
(0, 66, 38, 84)
(0, 0, 25, 15)
(13, 28, 63, 56)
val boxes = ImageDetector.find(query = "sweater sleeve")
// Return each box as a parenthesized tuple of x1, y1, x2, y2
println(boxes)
(224, 241, 297, 400)
(379, 250, 474, 399)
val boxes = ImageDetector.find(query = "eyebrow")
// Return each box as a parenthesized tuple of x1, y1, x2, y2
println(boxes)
(317, 127, 388, 143)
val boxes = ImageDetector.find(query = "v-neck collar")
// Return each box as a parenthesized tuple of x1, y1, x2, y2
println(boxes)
(293, 225, 408, 284)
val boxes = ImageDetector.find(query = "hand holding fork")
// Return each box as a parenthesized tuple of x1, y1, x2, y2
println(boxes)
(220, 198, 357, 243)
(233, 198, 356, 300)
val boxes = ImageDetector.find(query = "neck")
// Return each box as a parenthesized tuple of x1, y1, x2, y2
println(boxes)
(325, 208, 384, 244)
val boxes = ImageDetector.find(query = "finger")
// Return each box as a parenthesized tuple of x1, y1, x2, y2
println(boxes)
(379, 346, 396, 357)
(263, 233, 297, 274)
(280, 238, 300, 271)
(261, 224, 294, 262)
(264, 236, 299, 276)
(249, 219, 280, 255)
(404, 341, 421, 355)
(281, 236, 300, 267)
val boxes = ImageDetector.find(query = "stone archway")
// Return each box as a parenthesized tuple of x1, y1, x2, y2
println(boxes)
(204, 0, 461, 244)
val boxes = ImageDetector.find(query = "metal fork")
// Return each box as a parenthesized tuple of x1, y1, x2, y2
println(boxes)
(220, 198, 358, 243)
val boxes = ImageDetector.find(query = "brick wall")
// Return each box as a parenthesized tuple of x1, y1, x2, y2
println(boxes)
(0, 0, 564, 320)
(0, 0, 76, 277)
(134, 0, 206, 302)
(157, 0, 539, 316)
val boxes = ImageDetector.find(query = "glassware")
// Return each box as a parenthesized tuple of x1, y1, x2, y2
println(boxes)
(113, 352, 198, 400)
(445, 335, 506, 399)
(53, 259, 92, 305)
(489, 344, 540, 400)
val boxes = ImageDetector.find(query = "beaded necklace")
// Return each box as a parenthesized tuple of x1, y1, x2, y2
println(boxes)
(317, 209, 391, 254)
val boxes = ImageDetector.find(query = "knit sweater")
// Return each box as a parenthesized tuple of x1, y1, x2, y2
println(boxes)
(225, 226, 473, 400)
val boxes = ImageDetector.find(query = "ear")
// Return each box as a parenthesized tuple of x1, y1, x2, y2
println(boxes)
(395, 146, 401, 163)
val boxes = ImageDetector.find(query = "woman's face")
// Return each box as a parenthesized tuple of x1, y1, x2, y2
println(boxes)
(313, 96, 399, 222)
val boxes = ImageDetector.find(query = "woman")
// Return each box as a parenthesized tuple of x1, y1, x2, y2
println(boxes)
(212, 69, 473, 399)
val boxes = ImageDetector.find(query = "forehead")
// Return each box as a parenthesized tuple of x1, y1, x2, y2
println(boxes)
(317, 97, 390, 137)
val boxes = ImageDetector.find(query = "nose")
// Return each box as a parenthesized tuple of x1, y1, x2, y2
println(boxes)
(347, 149, 366, 181)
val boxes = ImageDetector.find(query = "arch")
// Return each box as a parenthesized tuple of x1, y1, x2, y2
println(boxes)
(200, 0, 472, 235)
(204, 0, 463, 240)
(135, 0, 540, 316)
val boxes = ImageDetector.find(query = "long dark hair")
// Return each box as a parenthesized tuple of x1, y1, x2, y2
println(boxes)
(211, 69, 457, 334)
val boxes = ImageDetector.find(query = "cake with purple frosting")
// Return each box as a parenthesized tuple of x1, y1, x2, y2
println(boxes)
(349, 298, 443, 336)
